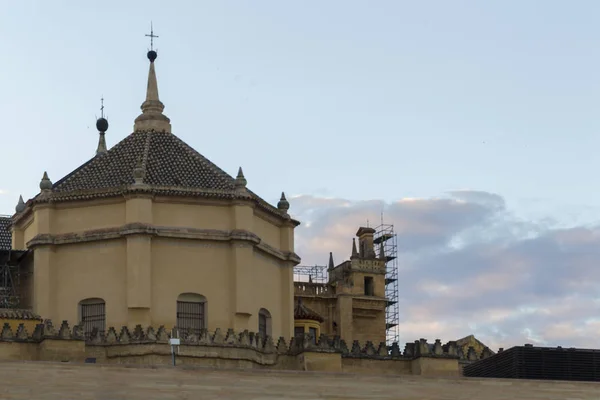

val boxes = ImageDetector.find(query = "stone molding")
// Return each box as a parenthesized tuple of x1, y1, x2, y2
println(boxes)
(25, 224, 300, 264)
(12, 186, 301, 228)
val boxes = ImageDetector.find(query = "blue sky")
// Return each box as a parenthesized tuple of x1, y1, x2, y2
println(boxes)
(2, 1, 600, 349)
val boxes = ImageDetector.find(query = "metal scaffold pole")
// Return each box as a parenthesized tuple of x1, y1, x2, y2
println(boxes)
(374, 222, 399, 347)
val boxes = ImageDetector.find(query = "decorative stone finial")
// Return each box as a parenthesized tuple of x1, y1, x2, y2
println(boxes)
(235, 167, 247, 192)
(351, 238, 358, 258)
(134, 24, 171, 133)
(277, 192, 290, 212)
(15, 195, 25, 213)
(96, 97, 109, 155)
(39, 171, 52, 191)
(328, 252, 334, 270)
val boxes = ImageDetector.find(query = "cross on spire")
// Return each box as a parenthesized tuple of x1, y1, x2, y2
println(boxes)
(100, 96, 105, 118)
(145, 22, 158, 51)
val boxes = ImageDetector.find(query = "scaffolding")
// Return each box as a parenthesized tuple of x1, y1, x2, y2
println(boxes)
(0, 249, 26, 309)
(374, 222, 399, 346)
(293, 264, 328, 284)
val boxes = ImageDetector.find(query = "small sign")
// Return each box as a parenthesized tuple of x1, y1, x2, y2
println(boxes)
(169, 338, 181, 346)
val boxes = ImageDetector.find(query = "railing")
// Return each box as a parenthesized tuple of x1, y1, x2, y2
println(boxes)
(294, 282, 332, 297)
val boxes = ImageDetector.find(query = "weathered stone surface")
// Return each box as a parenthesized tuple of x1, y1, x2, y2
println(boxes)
(0, 361, 598, 399)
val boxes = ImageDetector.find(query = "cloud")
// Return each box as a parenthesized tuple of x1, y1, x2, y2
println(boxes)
(290, 191, 600, 351)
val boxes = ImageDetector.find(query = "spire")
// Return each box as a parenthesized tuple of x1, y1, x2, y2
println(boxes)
(134, 23, 171, 133)
(351, 238, 358, 259)
(96, 96, 109, 155)
(328, 252, 335, 270)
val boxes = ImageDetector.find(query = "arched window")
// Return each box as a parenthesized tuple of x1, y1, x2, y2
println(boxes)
(78, 298, 106, 339)
(258, 308, 272, 337)
(176, 293, 207, 335)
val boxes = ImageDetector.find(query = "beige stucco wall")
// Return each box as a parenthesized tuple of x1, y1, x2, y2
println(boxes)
(13, 193, 297, 339)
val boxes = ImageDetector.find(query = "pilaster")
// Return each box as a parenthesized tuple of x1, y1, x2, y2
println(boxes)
(125, 196, 153, 224)
(230, 201, 254, 331)
(125, 196, 153, 327)
(34, 204, 53, 235)
(126, 235, 152, 326)
(337, 296, 354, 343)
(11, 227, 24, 250)
(33, 246, 53, 319)
(280, 261, 294, 338)
(279, 221, 295, 253)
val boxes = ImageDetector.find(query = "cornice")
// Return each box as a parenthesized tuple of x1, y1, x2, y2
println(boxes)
(26, 224, 299, 264)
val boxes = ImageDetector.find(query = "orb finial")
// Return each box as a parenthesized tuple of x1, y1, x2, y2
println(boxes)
(15, 195, 25, 213)
(235, 167, 247, 192)
(277, 192, 290, 212)
(145, 22, 159, 63)
(96, 96, 109, 155)
(39, 171, 52, 191)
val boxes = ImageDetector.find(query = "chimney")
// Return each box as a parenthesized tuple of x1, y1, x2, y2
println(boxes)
(356, 227, 376, 259)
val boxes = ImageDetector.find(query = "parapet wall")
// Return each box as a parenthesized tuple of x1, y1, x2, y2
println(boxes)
(0, 320, 492, 376)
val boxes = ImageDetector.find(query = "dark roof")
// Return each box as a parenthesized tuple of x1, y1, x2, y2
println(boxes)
(463, 344, 600, 382)
(0, 308, 42, 320)
(294, 299, 324, 322)
(53, 130, 235, 192)
(0, 217, 11, 250)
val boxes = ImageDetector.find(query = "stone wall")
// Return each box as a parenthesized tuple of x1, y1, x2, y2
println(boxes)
(0, 319, 495, 377)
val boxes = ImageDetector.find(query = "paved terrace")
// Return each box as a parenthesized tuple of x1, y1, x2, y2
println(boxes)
(0, 361, 599, 399)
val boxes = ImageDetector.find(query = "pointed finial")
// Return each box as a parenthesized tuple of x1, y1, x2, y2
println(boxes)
(351, 238, 358, 259)
(96, 97, 109, 155)
(328, 252, 335, 270)
(277, 192, 290, 212)
(234, 167, 247, 192)
(39, 171, 52, 191)
(15, 195, 25, 213)
(134, 24, 171, 133)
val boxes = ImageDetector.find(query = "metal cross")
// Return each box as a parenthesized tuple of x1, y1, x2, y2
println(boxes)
(100, 96, 105, 118)
(145, 22, 159, 51)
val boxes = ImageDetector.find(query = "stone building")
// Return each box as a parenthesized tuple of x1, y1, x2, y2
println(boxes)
(293, 227, 388, 344)
(3, 47, 301, 340)
(0, 43, 393, 347)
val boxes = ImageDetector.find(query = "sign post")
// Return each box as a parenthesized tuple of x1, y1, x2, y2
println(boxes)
(169, 337, 180, 366)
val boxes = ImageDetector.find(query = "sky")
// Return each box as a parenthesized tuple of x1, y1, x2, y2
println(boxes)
(1, 1, 600, 350)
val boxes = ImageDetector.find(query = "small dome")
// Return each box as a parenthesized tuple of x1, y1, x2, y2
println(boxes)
(96, 117, 109, 132)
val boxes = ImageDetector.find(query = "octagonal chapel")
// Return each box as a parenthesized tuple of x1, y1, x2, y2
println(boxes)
(9, 48, 301, 339)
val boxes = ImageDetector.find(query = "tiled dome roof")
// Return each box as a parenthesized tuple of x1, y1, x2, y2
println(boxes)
(52, 131, 235, 192)
(294, 299, 324, 323)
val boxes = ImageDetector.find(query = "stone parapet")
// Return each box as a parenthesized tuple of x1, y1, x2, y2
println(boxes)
(0, 320, 493, 376)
